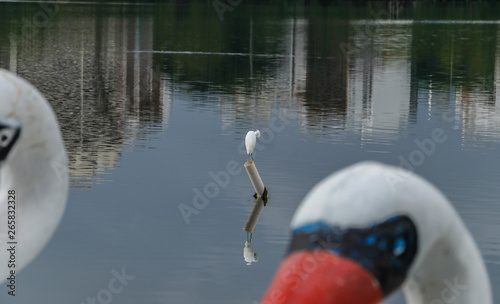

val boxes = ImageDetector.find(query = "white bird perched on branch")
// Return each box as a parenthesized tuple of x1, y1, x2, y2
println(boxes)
(245, 130, 260, 161)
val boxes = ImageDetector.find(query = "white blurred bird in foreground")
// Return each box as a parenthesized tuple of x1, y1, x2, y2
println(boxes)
(0, 69, 69, 282)
(261, 161, 491, 304)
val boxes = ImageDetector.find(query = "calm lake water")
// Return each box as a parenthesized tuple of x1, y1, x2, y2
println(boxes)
(1, 1, 500, 303)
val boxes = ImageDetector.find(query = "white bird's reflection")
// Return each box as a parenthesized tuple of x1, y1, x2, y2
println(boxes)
(243, 197, 266, 265)
(244, 240, 258, 266)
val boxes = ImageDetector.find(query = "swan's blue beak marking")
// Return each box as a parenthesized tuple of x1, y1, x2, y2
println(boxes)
(0, 118, 21, 166)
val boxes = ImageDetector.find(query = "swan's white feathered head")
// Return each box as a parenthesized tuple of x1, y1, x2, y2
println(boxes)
(0, 69, 69, 280)
(262, 161, 491, 304)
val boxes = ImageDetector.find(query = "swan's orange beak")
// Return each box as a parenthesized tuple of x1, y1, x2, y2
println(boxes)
(261, 250, 383, 304)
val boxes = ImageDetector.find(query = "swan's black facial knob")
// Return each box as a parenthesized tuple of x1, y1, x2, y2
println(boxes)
(289, 215, 418, 296)
(0, 118, 21, 165)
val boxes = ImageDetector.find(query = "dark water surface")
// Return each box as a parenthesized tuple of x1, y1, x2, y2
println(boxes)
(0, 1, 499, 303)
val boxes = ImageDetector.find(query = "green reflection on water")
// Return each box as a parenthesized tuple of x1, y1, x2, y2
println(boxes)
(0, 1, 499, 185)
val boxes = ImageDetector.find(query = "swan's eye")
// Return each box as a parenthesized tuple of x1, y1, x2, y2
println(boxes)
(0, 118, 21, 164)
(393, 237, 406, 256)
(0, 128, 15, 147)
